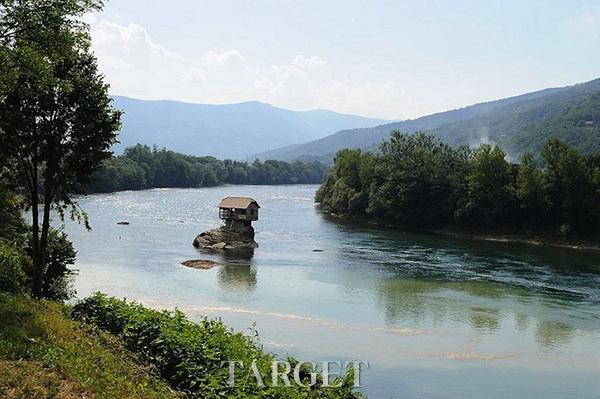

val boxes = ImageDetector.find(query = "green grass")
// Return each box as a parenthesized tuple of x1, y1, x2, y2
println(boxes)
(0, 293, 182, 399)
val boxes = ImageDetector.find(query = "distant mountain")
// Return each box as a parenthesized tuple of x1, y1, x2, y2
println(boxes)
(111, 96, 388, 159)
(255, 78, 600, 162)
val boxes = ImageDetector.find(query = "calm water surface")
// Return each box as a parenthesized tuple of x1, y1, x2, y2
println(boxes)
(64, 185, 600, 398)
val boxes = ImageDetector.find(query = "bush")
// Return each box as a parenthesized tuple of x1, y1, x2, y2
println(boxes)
(72, 293, 363, 399)
(0, 240, 28, 294)
(26, 229, 77, 300)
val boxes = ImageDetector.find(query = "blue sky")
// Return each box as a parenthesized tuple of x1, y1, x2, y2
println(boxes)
(87, 0, 600, 119)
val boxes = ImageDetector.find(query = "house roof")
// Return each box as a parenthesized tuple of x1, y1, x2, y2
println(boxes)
(218, 197, 260, 209)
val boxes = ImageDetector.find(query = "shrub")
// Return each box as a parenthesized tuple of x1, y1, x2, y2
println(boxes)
(26, 229, 77, 300)
(72, 293, 363, 399)
(0, 240, 28, 294)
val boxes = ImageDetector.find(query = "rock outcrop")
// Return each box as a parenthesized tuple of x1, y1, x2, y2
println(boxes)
(193, 221, 258, 250)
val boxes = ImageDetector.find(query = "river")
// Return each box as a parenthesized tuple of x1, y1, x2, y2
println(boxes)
(64, 184, 600, 398)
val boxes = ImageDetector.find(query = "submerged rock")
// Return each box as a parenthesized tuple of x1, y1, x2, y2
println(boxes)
(193, 221, 258, 250)
(181, 259, 221, 270)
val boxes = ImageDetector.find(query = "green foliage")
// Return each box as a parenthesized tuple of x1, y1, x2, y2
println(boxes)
(72, 293, 363, 399)
(505, 91, 600, 156)
(377, 132, 468, 225)
(516, 153, 547, 227)
(317, 133, 600, 236)
(541, 138, 600, 234)
(0, 0, 121, 297)
(0, 169, 77, 299)
(0, 293, 182, 399)
(35, 229, 77, 300)
(0, 0, 122, 196)
(462, 144, 517, 227)
(0, 171, 27, 245)
(0, 240, 29, 294)
(315, 149, 373, 215)
(84, 144, 328, 193)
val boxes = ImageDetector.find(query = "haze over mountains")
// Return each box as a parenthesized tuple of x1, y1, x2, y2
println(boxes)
(111, 96, 388, 159)
(112, 77, 600, 163)
(256, 78, 600, 163)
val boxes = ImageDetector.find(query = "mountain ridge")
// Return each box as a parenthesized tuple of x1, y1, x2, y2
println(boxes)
(254, 78, 600, 162)
(111, 95, 389, 159)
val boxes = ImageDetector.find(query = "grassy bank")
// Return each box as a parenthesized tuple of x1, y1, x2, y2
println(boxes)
(0, 293, 181, 399)
(0, 293, 362, 399)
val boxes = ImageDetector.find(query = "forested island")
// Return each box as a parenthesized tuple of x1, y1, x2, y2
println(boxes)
(316, 132, 600, 237)
(84, 144, 328, 193)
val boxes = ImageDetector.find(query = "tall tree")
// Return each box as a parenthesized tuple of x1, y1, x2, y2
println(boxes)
(0, 0, 121, 297)
(465, 144, 516, 226)
(542, 139, 599, 234)
(516, 153, 547, 228)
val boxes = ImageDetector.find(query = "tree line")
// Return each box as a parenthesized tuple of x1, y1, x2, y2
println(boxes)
(316, 132, 600, 236)
(84, 144, 328, 193)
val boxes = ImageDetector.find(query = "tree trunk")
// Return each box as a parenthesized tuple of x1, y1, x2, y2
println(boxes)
(37, 172, 54, 299)
(30, 163, 43, 298)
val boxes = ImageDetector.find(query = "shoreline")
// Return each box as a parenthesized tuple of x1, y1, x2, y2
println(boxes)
(322, 211, 600, 253)
(75, 183, 321, 196)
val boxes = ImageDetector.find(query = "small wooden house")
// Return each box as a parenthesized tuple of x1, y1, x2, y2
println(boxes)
(218, 197, 260, 224)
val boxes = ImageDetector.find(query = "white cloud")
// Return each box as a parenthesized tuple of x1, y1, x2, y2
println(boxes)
(249, 55, 327, 95)
(251, 64, 308, 95)
(245, 55, 400, 117)
(292, 55, 327, 69)
(203, 49, 246, 66)
(95, 20, 182, 60)
(85, 16, 399, 118)
(184, 67, 207, 83)
(85, 17, 192, 101)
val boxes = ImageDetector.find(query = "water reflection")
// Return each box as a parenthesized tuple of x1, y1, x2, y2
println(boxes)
(320, 213, 600, 303)
(535, 321, 576, 349)
(470, 307, 501, 333)
(374, 278, 515, 331)
(216, 250, 258, 291)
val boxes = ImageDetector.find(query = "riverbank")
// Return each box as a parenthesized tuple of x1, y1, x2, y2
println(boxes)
(0, 292, 362, 399)
(322, 212, 600, 253)
(0, 293, 180, 399)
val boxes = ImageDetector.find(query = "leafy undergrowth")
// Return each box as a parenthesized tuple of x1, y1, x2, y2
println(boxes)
(0, 293, 182, 399)
(73, 293, 363, 399)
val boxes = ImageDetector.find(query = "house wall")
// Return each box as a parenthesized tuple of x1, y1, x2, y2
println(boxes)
(219, 207, 259, 221)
